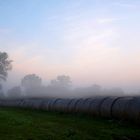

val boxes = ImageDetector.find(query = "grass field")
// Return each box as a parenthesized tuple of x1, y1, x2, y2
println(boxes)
(0, 107, 139, 140)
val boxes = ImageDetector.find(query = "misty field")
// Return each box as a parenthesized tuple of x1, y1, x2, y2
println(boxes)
(0, 108, 139, 140)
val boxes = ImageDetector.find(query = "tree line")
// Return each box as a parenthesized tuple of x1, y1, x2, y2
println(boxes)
(0, 51, 124, 99)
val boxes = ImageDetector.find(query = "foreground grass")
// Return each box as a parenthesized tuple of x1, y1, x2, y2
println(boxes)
(0, 108, 139, 140)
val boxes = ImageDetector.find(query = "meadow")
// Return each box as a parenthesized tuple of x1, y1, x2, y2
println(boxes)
(0, 107, 139, 140)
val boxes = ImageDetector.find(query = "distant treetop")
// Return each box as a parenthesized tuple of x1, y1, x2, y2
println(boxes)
(21, 74, 42, 89)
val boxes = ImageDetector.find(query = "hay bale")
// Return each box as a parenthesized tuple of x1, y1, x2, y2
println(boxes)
(67, 99, 82, 112)
(112, 96, 133, 119)
(100, 96, 121, 118)
(89, 96, 109, 116)
(53, 99, 71, 112)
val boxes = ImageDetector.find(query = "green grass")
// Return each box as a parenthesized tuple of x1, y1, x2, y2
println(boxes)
(0, 107, 139, 140)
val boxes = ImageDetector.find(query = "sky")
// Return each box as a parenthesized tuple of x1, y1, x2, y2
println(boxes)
(1, 0, 140, 92)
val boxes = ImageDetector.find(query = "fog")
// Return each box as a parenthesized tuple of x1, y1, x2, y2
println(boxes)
(1, 1, 140, 99)
(0, 52, 140, 99)
(0, 73, 138, 100)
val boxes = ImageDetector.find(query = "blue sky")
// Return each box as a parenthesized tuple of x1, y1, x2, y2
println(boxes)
(1, 0, 140, 91)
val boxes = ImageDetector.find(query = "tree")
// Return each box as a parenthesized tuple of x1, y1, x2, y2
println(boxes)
(74, 84, 102, 98)
(21, 74, 42, 89)
(7, 86, 22, 98)
(0, 84, 4, 98)
(0, 52, 12, 81)
(21, 74, 42, 96)
(50, 75, 72, 89)
(0, 52, 12, 98)
(47, 75, 72, 97)
(0, 84, 2, 90)
(104, 87, 124, 96)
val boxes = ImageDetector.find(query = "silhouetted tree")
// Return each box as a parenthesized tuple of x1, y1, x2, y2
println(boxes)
(0, 52, 12, 98)
(0, 84, 2, 90)
(0, 52, 12, 81)
(0, 84, 4, 98)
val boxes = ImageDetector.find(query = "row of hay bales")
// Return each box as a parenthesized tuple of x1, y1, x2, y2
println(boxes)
(0, 96, 140, 122)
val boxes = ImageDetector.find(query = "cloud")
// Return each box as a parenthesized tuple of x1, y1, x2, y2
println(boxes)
(70, 42, 140, 87)
(8, 15, 118, 85)
(0, 28, 11, 34)
(113, 2, 137, 8)
(96, 18, 121, 24)
(5, 35, 140, 91)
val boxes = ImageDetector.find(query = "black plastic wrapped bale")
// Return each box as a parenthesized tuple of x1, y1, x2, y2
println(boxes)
(17, 100, 25, 107)
(12, 100, 22, 107)
(18, 99, 26, 107)
(0, 96, 140, 123)
(111, 96, 133, 120)
(2, 100, 9, 107)
(28, 99, 44, 109)
(51, 98, 63, 111)
(3, 100, 13, 107)
(47, 98, 61, 111)
(1, 100, 11, 107)
(0, 100, 7, 107)
(0, 100, 4, 106)
(21, 99, 34, 108)
(67, 99, 82, 113)
(40, 98, 54, 111)
(75, 98, 89, 112)
(81, 98, 96, 113)
(53, 99, 71, 112)
(39, 99, 51, 110)
(100, 96, 121, 118)
(126, 96, 140, 121)
(88, 96, 109, 116)
(19, 100, 27, 108)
